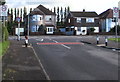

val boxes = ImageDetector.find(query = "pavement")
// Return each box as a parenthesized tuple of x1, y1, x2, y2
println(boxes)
(2, 39, 48, 80)
(79, 35, 120, 50)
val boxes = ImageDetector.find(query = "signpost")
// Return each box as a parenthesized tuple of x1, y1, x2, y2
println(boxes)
(113, 7, 119, 38)
(0, 5, 7, 27)
(16, 17, 21, 41)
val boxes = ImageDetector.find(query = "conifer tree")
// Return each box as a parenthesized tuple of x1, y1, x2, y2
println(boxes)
(57, 7, 60, 24)
(60, 7, 63, 25)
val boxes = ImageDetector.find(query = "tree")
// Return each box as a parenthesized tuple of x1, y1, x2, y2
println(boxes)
(60, 7, 63, 25)
(17, 8, 19, 17)
(109, 25, 120, 35)
(0, 0, 5, 5)
(54, 7, 56, 14)
(64, 7, 67, 21)
(30, 8, 32, 13)
(20, 8, 23, 22)
(14, 8, 17, 21)
(7, 8, 10, 15)
(11, 8, 13, 23)
(23, 7, 27, 22)
(57, 7, 60, 25)
(67, 6, 70, 15)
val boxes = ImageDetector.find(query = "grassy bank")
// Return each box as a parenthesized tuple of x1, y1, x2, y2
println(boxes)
(0, 41, 10, 56)
(108, 38, 120, 42)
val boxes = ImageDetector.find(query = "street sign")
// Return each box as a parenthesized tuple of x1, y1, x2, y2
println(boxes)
(16, 17, 21, 23)
(0, 5, 7, 16)
(113, 7, 119, 18)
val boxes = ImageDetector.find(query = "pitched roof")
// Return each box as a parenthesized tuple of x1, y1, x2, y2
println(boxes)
(30, 8, 44, 15)
(99, 9, 112, 18)
(37, 5, 55, 15)
(99, 9, 120, 18)
(30, 5, 55, 15)
(70, 11, 98, 17)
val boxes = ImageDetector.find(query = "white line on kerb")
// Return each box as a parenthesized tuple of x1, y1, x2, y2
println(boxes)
(31, 46, 50, 80)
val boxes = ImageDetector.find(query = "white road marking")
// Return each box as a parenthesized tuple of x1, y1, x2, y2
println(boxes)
(53, 40, 58, 43)
(31, 46, 50, 80)
(52, 40, 71, 49)
(41, 39, 44, 42)
(61, 44, 71, 49)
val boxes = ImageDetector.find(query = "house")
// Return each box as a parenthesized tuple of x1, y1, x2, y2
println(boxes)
(99, 9, 120, 32)
(65, 9, 99, 35)
(28, 5, 56, 35)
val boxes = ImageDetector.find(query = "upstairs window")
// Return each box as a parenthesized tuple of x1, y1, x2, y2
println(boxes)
(45, 16, 52, 21)
(76, 18, 81, 23)
(86, 18, 94, 23)
(40, 17, 42, 20)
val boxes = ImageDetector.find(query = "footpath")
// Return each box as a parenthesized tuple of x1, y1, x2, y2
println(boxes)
(80, 36, 120, 50)
(2, 39, 48, 81)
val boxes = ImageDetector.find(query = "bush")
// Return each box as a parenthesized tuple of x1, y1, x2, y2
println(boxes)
(2, 26, 9, 41)
(109, 25, 120, 35)
(89, 28, 95, 32)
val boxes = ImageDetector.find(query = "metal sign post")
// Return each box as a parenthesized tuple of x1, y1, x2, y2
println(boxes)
(16, 17, 21, 41)
(0, 5, 7, 27)
(113, 7, 119, 38)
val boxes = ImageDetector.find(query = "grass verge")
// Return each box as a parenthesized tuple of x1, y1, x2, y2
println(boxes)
(108, 38, 120, 42)
(0, 41, 10, 57)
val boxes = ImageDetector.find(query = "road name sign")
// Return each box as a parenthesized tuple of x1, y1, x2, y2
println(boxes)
(113, 7, 119, 18)
(0, 5, 7, 16)
(16, 17, 21, 23)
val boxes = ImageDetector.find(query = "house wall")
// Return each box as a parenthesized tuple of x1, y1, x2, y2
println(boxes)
(100, 18, 115, 32)
(66, 16, 99, 35)
(29, 15, 56, 33)
(45, 15, 56, 25)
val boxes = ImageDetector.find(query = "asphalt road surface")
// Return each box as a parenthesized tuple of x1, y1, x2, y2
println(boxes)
(29, 36, 118, 80)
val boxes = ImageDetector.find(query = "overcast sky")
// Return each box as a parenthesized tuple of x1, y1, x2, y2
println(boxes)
(6, 0, 120, 14)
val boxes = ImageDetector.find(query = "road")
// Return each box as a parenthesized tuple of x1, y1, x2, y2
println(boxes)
(29, 36, 118, 80)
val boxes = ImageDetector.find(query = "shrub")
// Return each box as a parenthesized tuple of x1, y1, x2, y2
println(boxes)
(2, 26, 9, 41)
(109, 25, 120, 35)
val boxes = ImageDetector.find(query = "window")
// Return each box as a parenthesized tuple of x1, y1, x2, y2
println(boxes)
(86, 18, 94, 23)
(47, 27, 53, 32)
(40, 17, 42, 20)
(45, 16, 52, 21)
(68, 19, 71, 23)
(77, 18, 81, 23)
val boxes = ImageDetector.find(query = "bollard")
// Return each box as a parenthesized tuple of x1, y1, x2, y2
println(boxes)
(25, 39, 28, 47)
(25, 35, 28, 47)
(17, 35, 20, 41)
(97, 35, 99, 44)
(105, 36, 108, 46)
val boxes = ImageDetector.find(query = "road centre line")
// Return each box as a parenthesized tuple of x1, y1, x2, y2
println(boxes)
(53, 40, 58, 43)
(61, 44, 71, 49)
(53, 40, 71, 49)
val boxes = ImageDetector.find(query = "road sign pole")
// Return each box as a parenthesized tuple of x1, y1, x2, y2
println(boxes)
(17, 23, 20, 41)
(115, 18, 118, 38)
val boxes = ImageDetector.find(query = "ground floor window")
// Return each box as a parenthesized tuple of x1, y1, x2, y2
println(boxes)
(46, 27, 54, 34)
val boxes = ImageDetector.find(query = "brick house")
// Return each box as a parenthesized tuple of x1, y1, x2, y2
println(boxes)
(99, 9, 120, 32)
(65, 9, 99, 35)
(28, 5, 56, 35)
